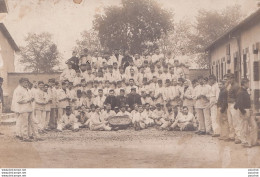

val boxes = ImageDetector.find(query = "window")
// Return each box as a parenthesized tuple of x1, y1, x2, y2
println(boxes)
(243, 54, 247, 79)
(253, 43, 259, 54)
(227, 55, 231, 64)
(253, 61, 260, 81)
(234, 57, 239, 82)
(226, 44, 230, 55)
(216, 64, 219, 81)
(221, 62, 224, 79)
(254, 89, 260, 111)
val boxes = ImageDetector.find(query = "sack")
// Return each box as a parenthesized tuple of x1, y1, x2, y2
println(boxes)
(108, 115, 132, 126)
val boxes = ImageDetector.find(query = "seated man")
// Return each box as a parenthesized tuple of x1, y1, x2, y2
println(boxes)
(86, 105, 111, 131)
(153, 103, 166, 126)
(132, 105, 147, 131)
(116, 105, 131, 118)
(169, 106, 196, 131)
(160, 104, 178, 130)
(100, 103, 116, 121)
(57, 106, 79, 132)
(143, 103, 155, 127)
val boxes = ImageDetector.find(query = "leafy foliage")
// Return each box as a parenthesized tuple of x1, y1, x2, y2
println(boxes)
(19, 33, 60, 73)
(189, 5, 244, 68)
(160, 5, 244, 69)
(75, 29, 102, 55)
(93, 0, 173, 54)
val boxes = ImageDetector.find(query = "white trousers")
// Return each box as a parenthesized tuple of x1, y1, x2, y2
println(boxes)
(45, 111, 50, 129)
(35, 110, 46, 131)
(210, 105, 220, 134)
(57, 122, 79, 131)
(196, 108, 211, 133)
(28, 111, 40, 138)
(239, 110, 258, 146)
(227, 103, 241, 140)
(15, 112, 31, 139)
(89, 123, 111, 131)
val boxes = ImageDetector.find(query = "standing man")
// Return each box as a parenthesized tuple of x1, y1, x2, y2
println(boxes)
(60, 60, 77, 82)
(11, 78, 35, 142)
(104, 89, 118, 110)
(226, 74, 241, 143)
(194, 76, 211, 135)
(121, 50, 133, 72)
(111, 49, 123, 66)
(208, 75, 220, 137)
(217, 80, 229, 141)
(127, 88, 142, 110)
(57, 81, 70, 123)
(67, 50, 79, 71)
(234, 78, 257, 147)
(34, 81, 47, 134)
(0, 77, 3, 135)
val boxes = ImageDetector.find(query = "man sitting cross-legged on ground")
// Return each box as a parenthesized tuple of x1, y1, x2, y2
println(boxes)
(142, 103, 155, 127)
(153, 103, 166, 126)
(160, 104, 178, 130)
(169, 106, 196, 131)
(132, 105, 147, 131)
(57, 106, 79, 132)
(86, 104, 111, 131)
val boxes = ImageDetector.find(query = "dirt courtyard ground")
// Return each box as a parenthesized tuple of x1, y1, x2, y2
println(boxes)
(0, 124, 260, 168)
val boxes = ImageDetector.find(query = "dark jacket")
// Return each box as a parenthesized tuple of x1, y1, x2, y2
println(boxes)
(68, 56, 79, 71)
(117, 95, 127, 106)
(227, 82, 240, 103)
(234, 87, 251, 114)
(121, 55, 133, 71)
(217, 88, 228, 113)
(104, 95, 118, 110)
(127, 93, 142, 110)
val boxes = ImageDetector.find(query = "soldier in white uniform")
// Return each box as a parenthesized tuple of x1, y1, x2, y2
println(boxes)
(170, 106, 196, 131)
(208, 75, 220, 137)
(194, 76, 211, 135)
(182, 80, 194, 114)
(100, 103, 116, 122)
(60, 61, 76, 82)
(87, 105, 111, 131)
(43, 84, 52, 131)
(34, 81, 47, 133)
(57, 81, 70, 123)
(57, 106, 79, 132)
(132, 105, 147, 130)
(160, 104, 178, 130)
(94, 89, 106, 109)
(11, 78, 38, 142)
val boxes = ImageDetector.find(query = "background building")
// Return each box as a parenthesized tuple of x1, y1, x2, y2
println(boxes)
(206, 9, 260, 113)
(0, 0, 19, 111)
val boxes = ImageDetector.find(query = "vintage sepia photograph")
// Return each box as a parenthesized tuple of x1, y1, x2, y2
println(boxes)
(0, 0, 260, 170)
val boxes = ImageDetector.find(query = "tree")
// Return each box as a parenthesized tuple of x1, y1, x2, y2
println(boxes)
(157, 19, 193, 57)
(19, 33, 60, 73)
(75, 29, 102, 55)
(93, 0, 173, 54)
(188, 4, 244, 68)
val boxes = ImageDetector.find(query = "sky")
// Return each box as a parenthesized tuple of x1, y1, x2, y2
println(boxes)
(1, 0, 259, 71)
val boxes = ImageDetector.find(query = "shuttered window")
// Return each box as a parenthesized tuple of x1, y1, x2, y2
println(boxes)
(254, 89, 260, 110)
(253, 61, 260, 81)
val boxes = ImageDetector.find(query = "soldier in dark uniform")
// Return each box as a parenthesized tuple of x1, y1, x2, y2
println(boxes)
(117, 89, 127, 106)
(104, 89, 118, 110)
(127, 88, 142, 110)
(121, 50, 133, 72)
(67, 51, 79, 71)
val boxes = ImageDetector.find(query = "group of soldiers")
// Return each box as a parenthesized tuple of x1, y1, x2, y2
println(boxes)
(10, 48, 258, 147)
